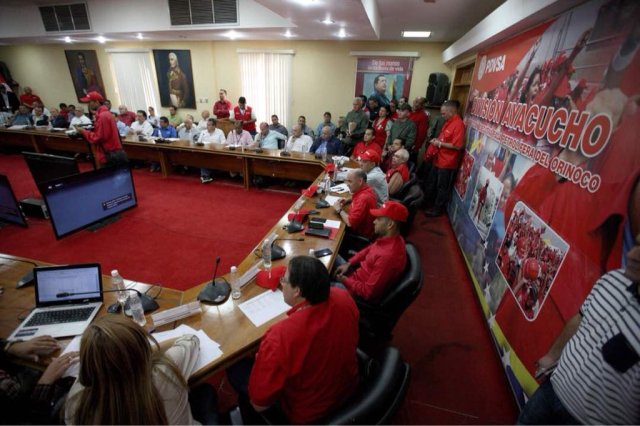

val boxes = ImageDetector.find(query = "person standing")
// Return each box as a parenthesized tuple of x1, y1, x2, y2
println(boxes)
(213, 89, 232, 119)
(233, 96, 257, 137)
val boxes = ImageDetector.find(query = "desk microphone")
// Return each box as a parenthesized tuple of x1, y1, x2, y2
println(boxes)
(56, 288, 159, 313)
(280, 142, 291, 157)
(197, 256, 231, 304)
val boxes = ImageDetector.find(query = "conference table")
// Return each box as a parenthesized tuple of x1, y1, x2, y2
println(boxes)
(0, 126, 325, 189)
(0, 127, 354, 385)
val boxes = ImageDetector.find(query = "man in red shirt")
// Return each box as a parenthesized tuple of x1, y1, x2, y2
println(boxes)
(229, 256, 359, 424)
(213, 88, 232, 119)
(409, 97, 430, 159)
(333, 169, 377, 239)
(74, 91, 127, 166)
(334, 201, 408, 302)
(351, 128, 382, 160)
(424, 100, 465, 217)
(386, 148, 411, 197)
(116, 105, 136, 127)
(233, 96, 257, 136)
(19, 86, 42, 110)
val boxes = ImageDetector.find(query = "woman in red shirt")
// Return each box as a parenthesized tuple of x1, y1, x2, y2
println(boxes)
(372, 105, 392, 148)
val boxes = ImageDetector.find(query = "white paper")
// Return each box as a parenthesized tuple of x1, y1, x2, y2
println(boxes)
(323, 219, 342, 229)
(330, 183, 349, 194)
(238, 289, 289, 327)
(60, 336, 82, 378)
(8, 125, 27, 130)
(324, 195, 341, 206)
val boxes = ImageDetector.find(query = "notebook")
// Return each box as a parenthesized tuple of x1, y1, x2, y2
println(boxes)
(8, 264, 103, 341)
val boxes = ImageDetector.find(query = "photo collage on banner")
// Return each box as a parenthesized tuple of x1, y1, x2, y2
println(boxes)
(448, 0, 640, 407)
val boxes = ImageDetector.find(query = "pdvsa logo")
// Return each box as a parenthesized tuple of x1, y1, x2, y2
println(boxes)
(477, 54, 506, 80)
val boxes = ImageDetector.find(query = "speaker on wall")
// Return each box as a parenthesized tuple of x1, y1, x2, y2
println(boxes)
(425, 72, 450, 107)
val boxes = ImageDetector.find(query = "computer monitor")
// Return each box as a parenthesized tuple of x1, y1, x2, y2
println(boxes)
(0, 174, 27, 227)
(22, 151, 80, 190)
(41, 165, 138, 239)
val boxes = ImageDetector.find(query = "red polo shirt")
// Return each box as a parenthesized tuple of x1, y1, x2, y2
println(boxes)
(433, 114, 465, 169)
(385, 162, 410, 183)
(80, 105, 123, 164)
(343, 234, 407, 302)
(348, 184, 377, 238)
(19, 93, 42, 108)
(351, 140, 382, 160)
(117, 110, 136, 127)
(409, 110, 429, 152)
(249, 288, 359, 424)
(213, 99, 232, 118)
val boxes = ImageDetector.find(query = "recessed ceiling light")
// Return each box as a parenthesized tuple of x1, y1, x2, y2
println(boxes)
(293, 0, 318, 6)
(337, 28, 347, 38)
(402, 31, 432, 38)
(321, 17, 334, 24)
(224, 30, 239, 40)
(284, 30, 294, 38)
(96, 36, 107, 43)
(64, 36, 72, 43)
(136, 33, 144, 40)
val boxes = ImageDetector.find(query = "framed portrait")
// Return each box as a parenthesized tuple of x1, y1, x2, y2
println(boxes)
(152, 49, 196, 109)
(65, 50, 106, 102)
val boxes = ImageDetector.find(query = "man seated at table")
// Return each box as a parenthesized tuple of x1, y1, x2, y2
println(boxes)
(351, 127, 382, 160)
(226, 120, 253, 147)
(178, 117, 200, 141)
(196, 110, 211, 131)
(386, 148, 411, 197)
(357, 149, 388, 205)
(269, 114, 288, 138)
(310, 125, 342, 156)
(117, 105, 136, 127)
(199, 118, 225, 144)
(48, 107, 68, 128)
(334, 200, 408, 302)
(69, 107, 91, 128)
(153, 116, 177, 138)
(254, 121, 286, 149)
(129, 110, 154, 137)
(285, 124, 313, 153)
(333, 169, 377, 239)
(227, 256, 359, 425)
(115, 114, 129, 136)
(10, 105, 32, 125)
(31, 105, 48, 126)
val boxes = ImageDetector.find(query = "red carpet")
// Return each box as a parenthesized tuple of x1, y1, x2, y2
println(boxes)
(0, 151, 518, 423)
(0, 153, 297, 291)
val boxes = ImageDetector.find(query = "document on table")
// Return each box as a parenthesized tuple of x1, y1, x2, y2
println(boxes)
(323, 219, 342, 229)
(60, 324, 223, 378)
(324, 195, 341, 206)
(330, 183, 349, 194)
(238, 289, 289, 327)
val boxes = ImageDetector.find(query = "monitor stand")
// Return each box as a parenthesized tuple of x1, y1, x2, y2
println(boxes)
(86, 214, 122, 232)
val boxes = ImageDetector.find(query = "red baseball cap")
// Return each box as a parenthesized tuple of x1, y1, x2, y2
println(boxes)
(256, 265, 287, 290)
(370, 200, 409, 222)
(301, 184, 318, 198)
(359, 149, 381, 164)
(324, 163, 336, 173)
(80, 91, 104, 103)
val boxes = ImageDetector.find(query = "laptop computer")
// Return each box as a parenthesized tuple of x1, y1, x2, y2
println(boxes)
(9, 263, 103, 341)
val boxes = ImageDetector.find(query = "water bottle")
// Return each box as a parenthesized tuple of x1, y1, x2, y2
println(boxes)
(230, 266, 241, 300)
(262, 238, 272, 272)
(128, 291, 147, 327)
(111, 270, 127, 311)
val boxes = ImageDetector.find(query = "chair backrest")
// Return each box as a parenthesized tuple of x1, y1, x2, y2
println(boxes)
(400, 183, 422, 206)
(322, 347, 410, 425)
(401, 185, 424, 235)
(393, 173, 417, 200)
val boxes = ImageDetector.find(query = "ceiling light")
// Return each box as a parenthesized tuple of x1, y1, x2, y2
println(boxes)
(337, 28, 347, 38)
(293, 0, 318, 6)
(402, 31, 432, 38)
(64, 36, 72, 43)
(136, 33, 144, 40)
(284, 30, 294, 38)
(224, 30, 239, 40)
(321, 17, 334, 24)
(96, 36, 107, 43)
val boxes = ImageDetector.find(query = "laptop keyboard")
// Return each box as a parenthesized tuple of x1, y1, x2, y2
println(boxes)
(25, 307, 95, 327)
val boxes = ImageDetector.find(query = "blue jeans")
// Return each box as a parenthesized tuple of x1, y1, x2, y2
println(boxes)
(518, 380, 580, 425)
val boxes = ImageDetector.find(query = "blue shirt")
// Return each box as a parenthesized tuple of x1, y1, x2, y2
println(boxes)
(153, 125, 177, 138)
(12, 113, 32, 126)
(315, 122, 336, 137)
(258, 130, 286, 149)
(116, 120, 129, 136)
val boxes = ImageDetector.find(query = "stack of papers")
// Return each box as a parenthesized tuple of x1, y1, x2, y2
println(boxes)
(60, 324, 223, 378)
(330, 183, 349, 194)
(238, 289, 290, 327)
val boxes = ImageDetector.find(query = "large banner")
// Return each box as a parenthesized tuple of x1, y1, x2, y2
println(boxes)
(354, 57, 414, 107)
(449, 0, 640, 407)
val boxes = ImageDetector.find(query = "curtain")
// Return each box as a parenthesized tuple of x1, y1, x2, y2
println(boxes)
(108, 51, 159, 112)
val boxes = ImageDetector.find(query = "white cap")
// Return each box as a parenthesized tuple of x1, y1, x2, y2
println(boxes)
(231, 266, 237, 273)
(111, 269, 119, 276)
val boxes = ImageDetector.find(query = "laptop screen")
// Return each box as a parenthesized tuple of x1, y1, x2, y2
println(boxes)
(35, 264, 103, 306)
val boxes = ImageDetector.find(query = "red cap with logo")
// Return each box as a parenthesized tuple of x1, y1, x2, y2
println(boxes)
(370, 200, 409, 222)
(80, 91, 104, 103)
(359, 149, 381, 164)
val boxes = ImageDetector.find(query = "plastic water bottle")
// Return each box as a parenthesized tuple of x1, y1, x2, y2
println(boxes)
(111, 270, 127, 311)
(230, 266, 241, 300)
(262, 239, 272, 272)
(128, 291, 147, 327)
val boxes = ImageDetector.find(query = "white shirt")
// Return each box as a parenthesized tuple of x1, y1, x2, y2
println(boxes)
(285, 134, 313, 153)
(198, 128, 225, 144)
(178, 126, 201, 141)
(69, 115, 92, 128)
(147, 115, 159, 127)
(196, 119, 209, 131)
(130, 120, 154, 136)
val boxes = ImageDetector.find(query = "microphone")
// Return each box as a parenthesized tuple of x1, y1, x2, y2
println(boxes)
(197, 256, 231, 304)
(56, 288, 159, 314)
(280, 139, 291, 156)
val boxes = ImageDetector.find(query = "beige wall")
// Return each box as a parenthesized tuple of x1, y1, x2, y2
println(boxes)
(0, 40, 451, 127)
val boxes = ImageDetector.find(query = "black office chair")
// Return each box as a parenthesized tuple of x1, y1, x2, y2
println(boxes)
(322, 347, 411, 425)
(399, 185, 424, 236)
(390, 172, 417, 201)
(355, 243, 423, 347)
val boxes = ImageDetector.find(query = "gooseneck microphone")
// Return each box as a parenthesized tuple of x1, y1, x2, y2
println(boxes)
(56, 288, 159, 313)
(197, 256, 231, 304)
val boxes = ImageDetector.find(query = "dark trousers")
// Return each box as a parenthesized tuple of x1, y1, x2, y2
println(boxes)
(104, 149, 128, 167)
(423, 165, 457, 213)
(189, 383, 220, 425)
(517, 380, 580, 425)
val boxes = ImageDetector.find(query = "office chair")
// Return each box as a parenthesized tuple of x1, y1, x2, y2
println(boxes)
(390, 172, 417, 201)
(354, 243, 423, 347)
(399, 184, 424, 236)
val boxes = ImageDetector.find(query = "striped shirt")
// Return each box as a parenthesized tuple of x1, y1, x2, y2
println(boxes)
(551, 269, 640, 424)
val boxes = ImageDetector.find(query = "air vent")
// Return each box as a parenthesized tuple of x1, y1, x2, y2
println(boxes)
(39, 3, 90, 32)
(168, 0, 238, 26)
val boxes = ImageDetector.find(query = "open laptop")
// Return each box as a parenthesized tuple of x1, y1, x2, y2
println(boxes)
(9, 263, 103, 341)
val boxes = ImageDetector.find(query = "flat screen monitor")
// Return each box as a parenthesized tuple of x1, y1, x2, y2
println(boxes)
(0, 174, 27, 227)
(41, 165, 137, 238)
(22, 151, 80, 190)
